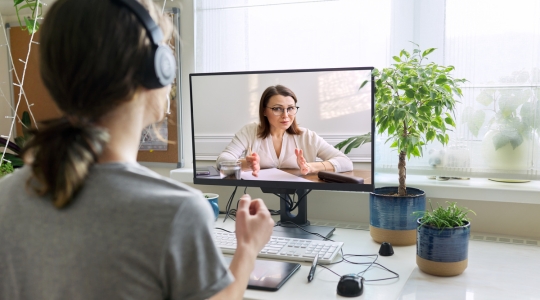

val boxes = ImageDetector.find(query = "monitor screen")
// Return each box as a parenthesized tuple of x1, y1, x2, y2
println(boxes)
(189, 67, 374, 193)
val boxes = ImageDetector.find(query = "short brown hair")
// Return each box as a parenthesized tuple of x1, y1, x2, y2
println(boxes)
(257, 85, 302, 138)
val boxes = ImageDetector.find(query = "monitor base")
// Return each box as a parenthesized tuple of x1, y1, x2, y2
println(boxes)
(272, 223, 335, 241)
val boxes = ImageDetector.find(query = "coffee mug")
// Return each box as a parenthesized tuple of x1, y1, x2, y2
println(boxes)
(203, 193, 219, 221)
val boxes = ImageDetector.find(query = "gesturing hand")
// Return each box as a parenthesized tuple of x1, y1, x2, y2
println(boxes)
(295, 148, 311, 175)
(245, 152, 260, 177)
(234, 194, 274, 255)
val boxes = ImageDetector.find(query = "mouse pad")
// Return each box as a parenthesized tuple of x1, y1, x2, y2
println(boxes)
(223, 257, 301, 291)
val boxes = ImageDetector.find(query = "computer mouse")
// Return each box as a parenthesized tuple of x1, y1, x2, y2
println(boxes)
(337, 274, 364, 297)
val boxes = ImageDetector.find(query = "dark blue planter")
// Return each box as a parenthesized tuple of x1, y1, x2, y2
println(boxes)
(369, 187, 426, 245)
(370, 187, 426, 230)
(417, 219, 470, 263)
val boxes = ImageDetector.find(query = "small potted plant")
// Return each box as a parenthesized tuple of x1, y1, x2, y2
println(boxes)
(365, 44, 466, 246)
(415, 201, 476, 276)
(0, 111, 32, 169)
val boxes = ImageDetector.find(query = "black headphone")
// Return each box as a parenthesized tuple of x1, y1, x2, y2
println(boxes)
(112, 0, 176, 89)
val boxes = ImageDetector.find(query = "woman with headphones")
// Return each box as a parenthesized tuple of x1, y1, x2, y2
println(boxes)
(0, 0, 274, 299)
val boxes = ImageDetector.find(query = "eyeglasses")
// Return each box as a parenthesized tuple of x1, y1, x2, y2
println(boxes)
(266, 106, 299, 116)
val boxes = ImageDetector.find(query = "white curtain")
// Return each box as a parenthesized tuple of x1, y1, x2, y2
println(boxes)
(195, 0, 392, 72)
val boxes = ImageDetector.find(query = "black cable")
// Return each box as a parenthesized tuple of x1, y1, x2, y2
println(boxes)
(277, 220, 334, 241)
(214, 227, 234, 233)
(223, 186, 238, 223)
(273, 193, 292, 208)
(289, 189, 312, 211)
(243, 186, 248, 194)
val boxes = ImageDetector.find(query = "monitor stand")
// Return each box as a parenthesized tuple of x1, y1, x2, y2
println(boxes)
(260, 187, 335, 241)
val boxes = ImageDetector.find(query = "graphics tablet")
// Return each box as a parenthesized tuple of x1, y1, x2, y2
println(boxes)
(223, 257, 301, 291)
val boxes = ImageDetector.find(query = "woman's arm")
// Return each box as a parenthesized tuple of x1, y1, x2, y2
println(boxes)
(209, 195, 274, 300)
(298, 129, 353, 173)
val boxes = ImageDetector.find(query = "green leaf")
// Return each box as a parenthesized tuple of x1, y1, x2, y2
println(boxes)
(393, 56, 401, 62)
(435, 75, 447, 84)
(418, 106, 431, 114)
(24, 17, 40, 34)
(426, 130, 435, 142)
(467, 110, 485, 137)
(410, 146, 421, 157)
(14, 0, 24, 6)
(3, 153, 23, 168)
(405, 89, 415, 99)
(492, 132, 510, 150)
(444, 117, 456, 127)
(476, 89, 495, 106)
(422, 48, 436, 57)
(394, 109, 406, 121)
(359, 80, 369, 90)
(17, 3, 34, 10)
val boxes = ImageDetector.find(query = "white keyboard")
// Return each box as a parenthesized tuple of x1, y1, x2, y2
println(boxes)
(214, 230, 343, 264)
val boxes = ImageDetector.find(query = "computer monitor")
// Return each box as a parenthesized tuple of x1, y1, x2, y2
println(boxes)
(190, 67, 374, 239)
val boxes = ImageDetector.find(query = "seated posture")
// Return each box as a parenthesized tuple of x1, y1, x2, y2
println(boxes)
(0, 0, 273, 299)
(217, 85, 353, 176)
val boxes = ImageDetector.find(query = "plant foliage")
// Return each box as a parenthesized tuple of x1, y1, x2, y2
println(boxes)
(462, 69, 540, 150)
(335, 133, 371, 154)
(0, 111, 32, 168)
(415, 201, 476, 229)
(13, 0, 43, 34)
(371, 44, 466, 160)
(0, 161, 14, 176)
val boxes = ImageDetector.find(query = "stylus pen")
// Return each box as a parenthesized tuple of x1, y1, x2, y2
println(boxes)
(307, 253, 319, 283)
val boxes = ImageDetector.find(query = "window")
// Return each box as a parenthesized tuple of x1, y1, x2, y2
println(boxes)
(195, 0, 540, 180)
(195, 0, 392, 72)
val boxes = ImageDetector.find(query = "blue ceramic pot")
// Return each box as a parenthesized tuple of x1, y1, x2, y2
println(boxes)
(369, 187, 426, 246)
(416, 218, 470, 276)
(417, 219, 470, 262)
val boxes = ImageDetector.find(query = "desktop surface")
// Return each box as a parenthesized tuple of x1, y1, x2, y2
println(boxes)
(215, 216, 540, 300)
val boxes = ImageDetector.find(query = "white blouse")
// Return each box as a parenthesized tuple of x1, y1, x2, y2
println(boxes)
(217, 123, 353, 173)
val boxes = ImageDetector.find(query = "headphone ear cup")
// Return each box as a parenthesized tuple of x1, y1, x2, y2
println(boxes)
(154, 45, 176, 87)
(141, 45, 176, 89)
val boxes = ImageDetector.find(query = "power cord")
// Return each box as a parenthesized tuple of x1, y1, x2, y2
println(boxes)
(222, 186, 280, 221)
(275, 221, 399, 283)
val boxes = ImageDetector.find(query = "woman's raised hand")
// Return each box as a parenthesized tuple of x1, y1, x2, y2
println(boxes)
(245, 151, 260, 177)
(295, 148, 311, 175)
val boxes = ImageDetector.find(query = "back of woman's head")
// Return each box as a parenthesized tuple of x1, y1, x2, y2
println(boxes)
(23, 0, 173, 208)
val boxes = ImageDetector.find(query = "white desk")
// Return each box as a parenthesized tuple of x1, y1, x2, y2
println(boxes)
(216, 217, 540, 300)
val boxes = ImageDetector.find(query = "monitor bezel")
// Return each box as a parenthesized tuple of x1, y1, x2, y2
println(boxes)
(189, 67, 375, 193)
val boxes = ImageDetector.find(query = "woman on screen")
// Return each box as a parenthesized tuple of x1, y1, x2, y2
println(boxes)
(0, 1, 273, 299)
(217, 85, 353, 176)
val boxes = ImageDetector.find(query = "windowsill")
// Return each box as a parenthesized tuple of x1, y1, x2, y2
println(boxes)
(375, 173, 540, 204)
(169, 169, 540, 204)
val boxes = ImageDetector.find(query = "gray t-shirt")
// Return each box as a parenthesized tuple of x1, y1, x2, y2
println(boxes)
(0, 163, 233, 300)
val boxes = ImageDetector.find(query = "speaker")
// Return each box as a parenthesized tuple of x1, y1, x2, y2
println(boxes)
(112, 0, 176, 89)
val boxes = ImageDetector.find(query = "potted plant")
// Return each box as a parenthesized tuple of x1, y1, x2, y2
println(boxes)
(416, 201, 476, 276)
(462, 69, 540, 175)
(0, 111, 32, 169)
(366, 44, 466, 245)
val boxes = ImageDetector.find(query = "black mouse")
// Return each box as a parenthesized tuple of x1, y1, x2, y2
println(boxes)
(337, 274, 364, 297)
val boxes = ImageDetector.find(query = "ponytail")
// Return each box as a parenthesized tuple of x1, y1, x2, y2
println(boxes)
(22, 117, 109, 208)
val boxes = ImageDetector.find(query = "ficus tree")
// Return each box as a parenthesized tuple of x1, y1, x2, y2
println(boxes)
(367, 44, 466, 196)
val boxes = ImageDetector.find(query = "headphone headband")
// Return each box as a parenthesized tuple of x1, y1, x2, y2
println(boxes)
(111, 0, 163, 46)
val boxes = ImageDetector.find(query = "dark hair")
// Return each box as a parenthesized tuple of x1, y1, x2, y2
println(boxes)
(22, 0, 173, 208)
(257, 85, 302, 138)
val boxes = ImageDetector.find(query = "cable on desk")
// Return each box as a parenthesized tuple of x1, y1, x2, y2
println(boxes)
(223, 186, 238, 223)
